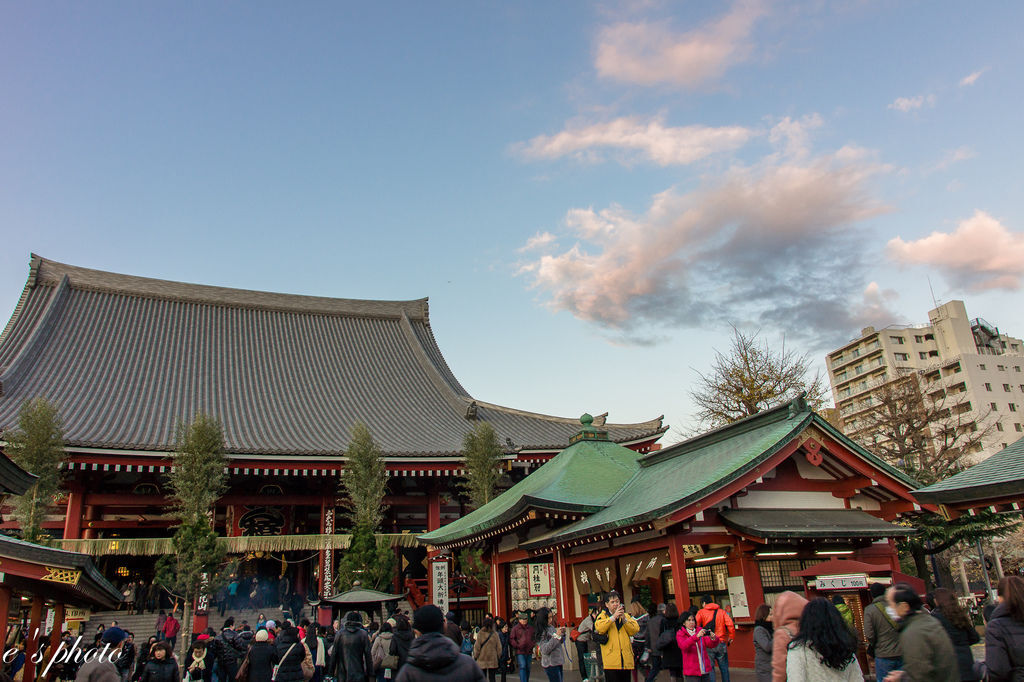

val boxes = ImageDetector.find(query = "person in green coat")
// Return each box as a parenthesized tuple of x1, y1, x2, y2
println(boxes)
(830, 596, 854, 631)
(882, 584, 957, 682)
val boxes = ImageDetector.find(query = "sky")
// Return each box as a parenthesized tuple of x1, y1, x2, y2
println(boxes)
(1, 1, 1023, 442)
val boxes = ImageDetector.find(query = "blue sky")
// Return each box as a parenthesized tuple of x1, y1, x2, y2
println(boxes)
(2, 2, 1023, 441)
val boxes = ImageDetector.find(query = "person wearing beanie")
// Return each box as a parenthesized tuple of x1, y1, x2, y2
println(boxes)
(247, 630, 279, 682)
(394, 605, 484, 682)
(330, 612, 373, 682)
(78, 628, 130, 682)
(444, 612, 464, 649)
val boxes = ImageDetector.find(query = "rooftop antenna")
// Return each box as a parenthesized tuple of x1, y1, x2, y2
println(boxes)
(927, 275, 939, 308)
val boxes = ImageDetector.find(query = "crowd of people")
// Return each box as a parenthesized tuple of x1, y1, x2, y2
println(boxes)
(14, 577, 1024, 682)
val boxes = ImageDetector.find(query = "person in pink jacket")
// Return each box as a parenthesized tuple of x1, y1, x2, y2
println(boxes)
(676, 612, 719, 682)
(771, 591, 808, 682)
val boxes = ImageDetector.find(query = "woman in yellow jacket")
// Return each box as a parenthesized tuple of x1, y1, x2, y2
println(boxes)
(595, 591, 640, 682)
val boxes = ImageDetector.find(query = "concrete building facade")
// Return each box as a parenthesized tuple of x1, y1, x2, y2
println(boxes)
(827, 300, 1024, 461)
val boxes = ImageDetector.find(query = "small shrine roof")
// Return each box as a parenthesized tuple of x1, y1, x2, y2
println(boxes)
(0, 534, 123, 609)
(0, 255, 664, 457)
(719, 508, 915, 539)
(913, 436, 1024, 505)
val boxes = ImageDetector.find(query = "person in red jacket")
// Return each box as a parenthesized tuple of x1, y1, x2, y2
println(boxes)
(694, 597, 734, 682)
(676, 613, 718, 682)
(162, 612, 181, 651)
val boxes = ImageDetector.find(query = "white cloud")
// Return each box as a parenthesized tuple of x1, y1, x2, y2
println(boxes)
(519, 232, 557, 252)
(888, 94, 936, 112)
(516, 116, 758, 166)
(932, 145, 976, 172)
(594, 0, 766, 88)
(768, 114, 824, 158)
(520, 150, 893, 345)
(960, 70, 985, 87)
(888, 211, 1024, 291)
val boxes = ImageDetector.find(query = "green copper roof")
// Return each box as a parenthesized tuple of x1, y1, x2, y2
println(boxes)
(422, 396, 921, 549)
(419, 416, 643, 545)
(913, 436, 1024, 505)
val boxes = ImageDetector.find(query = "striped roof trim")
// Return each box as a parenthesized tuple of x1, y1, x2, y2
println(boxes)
(0, 255, 664, 457)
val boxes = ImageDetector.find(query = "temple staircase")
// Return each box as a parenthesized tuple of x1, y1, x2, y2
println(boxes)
(79, 607, 286, 640)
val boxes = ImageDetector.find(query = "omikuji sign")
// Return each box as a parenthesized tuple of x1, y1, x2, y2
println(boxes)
(815, 574, 869, 590)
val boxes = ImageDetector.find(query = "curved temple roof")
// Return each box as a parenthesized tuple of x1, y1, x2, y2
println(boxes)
(0, 255, 664, 457)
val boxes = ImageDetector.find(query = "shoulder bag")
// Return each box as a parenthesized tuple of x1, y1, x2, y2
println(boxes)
(272, 643, 297, 682)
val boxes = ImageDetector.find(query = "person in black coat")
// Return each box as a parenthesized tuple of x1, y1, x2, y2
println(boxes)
(275, 627, 307, 682)
(246, 631, 280, 682)
(930, 589, 981, 682)
(394, 605, 485, 682)
(184, 641, 215, 682)
(391, 617, 415, 675)
(139, 643, 179, 682)
(986, 576, 1024, 682)
(654, 604, 682, 682)
(330, 612, 374, 682)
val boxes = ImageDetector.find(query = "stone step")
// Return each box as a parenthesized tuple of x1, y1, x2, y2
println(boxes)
(81, 607, 286, 638)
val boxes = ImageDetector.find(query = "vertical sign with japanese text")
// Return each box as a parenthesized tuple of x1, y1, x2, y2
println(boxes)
(432, 559, 449, 612)
(528, 563, 552, 597)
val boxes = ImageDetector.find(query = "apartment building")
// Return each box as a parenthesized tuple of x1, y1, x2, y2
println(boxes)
(827, 300, 1024, 461)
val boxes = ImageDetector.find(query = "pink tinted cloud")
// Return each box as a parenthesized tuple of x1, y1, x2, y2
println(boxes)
(594, 1, 766, 88)
(520, 150, 891, 343)
(888, 211, 1024, 291)
(517, 117, 757, 166)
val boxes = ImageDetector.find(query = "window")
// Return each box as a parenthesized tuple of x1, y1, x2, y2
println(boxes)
(894, 353, 909, 361)
(1016, 423, 1023, 433)
(915, 335, 924, 343)
(919, 352, 928, 359)
(929, 350, 939, 357)
(925, 333, 934, 341)
(986, 383, 993, 391)
(1005, 384, 1012, 392)
(1016, 366, 1022, 372)
(836, 371, 847, 381)
(1011, 404, 1018, 412)
(980, 364, 987, 370)
(1003, 443, 1009, 449)
(997, 422, 1004, 431)
(890, 336, 905, 344)
(992, 402, 999, 410)
(999, 365, 1007, 371)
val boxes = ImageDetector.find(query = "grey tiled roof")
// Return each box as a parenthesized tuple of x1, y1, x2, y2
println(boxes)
(913, 436, 1024, 505)
(0, 256, 665, 457)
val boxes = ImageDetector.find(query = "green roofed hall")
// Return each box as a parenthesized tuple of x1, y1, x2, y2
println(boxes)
(913, 436, 1024, 505)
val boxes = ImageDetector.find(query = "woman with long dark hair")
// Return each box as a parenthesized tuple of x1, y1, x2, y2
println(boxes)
(536, 607, 567, 682)
(785, 598, 860, 682)
(752, 605, 772, 682)
(986, 575, 1024, 682)
(930, 588, 980, 681)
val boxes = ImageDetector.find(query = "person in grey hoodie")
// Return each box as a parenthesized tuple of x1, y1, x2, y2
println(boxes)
(864, 583, 902, 682)
(537, 608, 566, 682)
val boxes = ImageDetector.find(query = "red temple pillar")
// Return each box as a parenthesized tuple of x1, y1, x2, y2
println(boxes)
(552, 550, 574, 624)
(0, 587, 11, 651)
(426, 490, 442, 610)
(64, 487, 84, 540)
(667, 534, 691, 612)
(49, 603, 66, 661)
(23, 595, 43, 682)
(83, 505, 100, 540)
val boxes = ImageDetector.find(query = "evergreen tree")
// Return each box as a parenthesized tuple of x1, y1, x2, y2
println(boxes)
(155, 414, 228, 656)
(460, 421, 502, 508)
(335, 422, 394, 591)
(4, 398, 66, 545)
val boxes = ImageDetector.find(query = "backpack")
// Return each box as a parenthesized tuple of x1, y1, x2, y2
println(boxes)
(461, 637, 474, 655)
